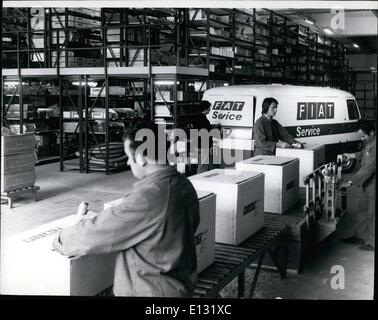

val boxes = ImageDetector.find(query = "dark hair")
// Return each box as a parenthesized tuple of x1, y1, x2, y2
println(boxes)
(123, 120, 170, 162)
(357, 119, 375, 135)
(262, 97, 279, 114)
(199, 100, 211, 112)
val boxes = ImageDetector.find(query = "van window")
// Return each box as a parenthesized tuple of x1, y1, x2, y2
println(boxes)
(347, 100, 360, 120)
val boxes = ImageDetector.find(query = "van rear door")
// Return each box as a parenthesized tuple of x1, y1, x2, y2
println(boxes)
(205, 95, 255, 128)
(204, 94, 256, 150)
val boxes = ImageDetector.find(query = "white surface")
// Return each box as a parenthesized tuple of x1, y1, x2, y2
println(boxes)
(1, 215, 115, 296)
(196, 190, 216, 273)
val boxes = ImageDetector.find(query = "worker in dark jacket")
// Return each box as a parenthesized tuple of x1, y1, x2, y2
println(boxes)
(192, 100, 214, 173)
(53, 121, 200, 296)
(341, 120, 376, 251)
(253, 97, 302, 156)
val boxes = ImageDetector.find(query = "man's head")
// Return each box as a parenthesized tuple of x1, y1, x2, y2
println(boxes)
(199, 100, 211, 115)
(262, 97, 279, 119)
(357, 119, 375, 141)
(123, 121, 170, 179)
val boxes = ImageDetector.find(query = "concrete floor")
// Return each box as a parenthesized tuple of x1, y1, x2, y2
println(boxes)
(0, 163, 374, 299)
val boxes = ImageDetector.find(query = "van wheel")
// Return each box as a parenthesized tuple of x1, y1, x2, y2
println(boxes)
(342, 158, 356, 173)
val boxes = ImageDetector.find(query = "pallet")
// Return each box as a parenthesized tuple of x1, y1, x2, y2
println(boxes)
(1, 185, 40, 209)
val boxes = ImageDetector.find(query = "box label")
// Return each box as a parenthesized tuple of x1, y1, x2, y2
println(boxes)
(195, 229, 209, 253)
(286, 180, 296, 191)
(243, 200, 259, 216)
(22, 227, 63, 243)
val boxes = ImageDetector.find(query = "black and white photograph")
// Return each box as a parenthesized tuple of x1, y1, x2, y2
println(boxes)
(0, 0, 376, 308)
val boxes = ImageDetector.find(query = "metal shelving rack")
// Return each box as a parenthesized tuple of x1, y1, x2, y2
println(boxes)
(2, 7, 353, 173)
(351, 70, 377, 120)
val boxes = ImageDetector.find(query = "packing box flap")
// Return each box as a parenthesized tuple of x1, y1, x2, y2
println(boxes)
(242, 155, 297, 166)
(190, 169, 262, 184)
(196, 190, 215, 200)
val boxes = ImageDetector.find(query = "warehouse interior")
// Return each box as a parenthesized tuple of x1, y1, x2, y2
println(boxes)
(1, 5, 376, 299)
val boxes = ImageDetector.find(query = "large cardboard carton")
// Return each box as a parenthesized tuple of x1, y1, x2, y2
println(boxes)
(195, 190, 216, 273)
(236, 156, 299, 214)
(189, 169, 264, 245)
(276, 144, 325, 187)
(0, 215, 116, 296)
(1, 152, 36, 174)
(1, 134, 36, 155)
(1, 169, 36, 192)
(103, 191, 216, 273)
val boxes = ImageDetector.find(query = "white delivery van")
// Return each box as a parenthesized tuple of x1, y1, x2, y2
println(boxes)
(203, 84, 363, 171)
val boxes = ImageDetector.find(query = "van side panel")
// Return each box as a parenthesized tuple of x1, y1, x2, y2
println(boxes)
(202, 86, 363, 163)
(272, 95, 361, 144)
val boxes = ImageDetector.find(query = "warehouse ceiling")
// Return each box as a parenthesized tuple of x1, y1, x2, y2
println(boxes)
(275, 9, 378, 54)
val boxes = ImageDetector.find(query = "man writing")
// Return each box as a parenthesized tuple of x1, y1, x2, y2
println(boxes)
(253, 97, 302, 156)
(53, 121, 200, 296)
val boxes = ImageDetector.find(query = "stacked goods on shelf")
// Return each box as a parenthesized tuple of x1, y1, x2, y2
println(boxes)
(128, 48, 148, 66)
(2, 9, 29, 67)
(30, 9, 45, 62)
(75, 142, 127, 169)
(8, 124, 36, 135)
(90, 86, 126, 97)
(49, 8, 102, 67)
(1, 132, 37, 193)
(5, 104, 36, 120)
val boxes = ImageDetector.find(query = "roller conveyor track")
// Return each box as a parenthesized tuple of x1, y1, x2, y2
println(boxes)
(194, 219, 288, 298)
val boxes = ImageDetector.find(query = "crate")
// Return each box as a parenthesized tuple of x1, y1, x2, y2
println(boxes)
(1, 134, 36, 156)
(1, 170, 36, 192)
(1, 153, 36, 174)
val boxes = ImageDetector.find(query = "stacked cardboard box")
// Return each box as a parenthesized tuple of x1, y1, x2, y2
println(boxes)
(235, 156, 299, 214)
(190, 169, 265, 245)
(1, 133, 37, 192)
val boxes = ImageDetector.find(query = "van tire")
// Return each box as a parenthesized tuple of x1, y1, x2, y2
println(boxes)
(342, 158, 356, 173)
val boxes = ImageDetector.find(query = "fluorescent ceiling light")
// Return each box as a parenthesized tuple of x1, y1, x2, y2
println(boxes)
(323, 27, 334, 35)
(72, 81, 97, 87)
(4, 81, 26, 87)
(154, 80, 180, 86)
(352, 43, 359, 48)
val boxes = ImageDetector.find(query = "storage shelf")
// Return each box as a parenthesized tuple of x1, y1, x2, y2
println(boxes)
(3, 7, 350, 174)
